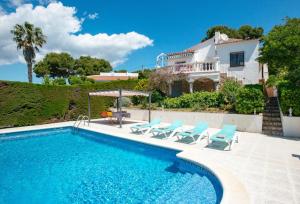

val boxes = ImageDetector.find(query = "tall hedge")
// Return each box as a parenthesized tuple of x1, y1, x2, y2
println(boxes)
(278, 84, 300, 116)
(0, 80, 137, 128)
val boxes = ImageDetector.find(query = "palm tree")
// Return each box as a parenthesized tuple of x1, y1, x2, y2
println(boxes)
(11, 22, 46, 83)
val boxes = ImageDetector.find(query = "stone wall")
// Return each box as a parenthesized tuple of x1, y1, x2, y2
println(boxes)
(123, 109, 263, 133)
(282, 116, 300, 137)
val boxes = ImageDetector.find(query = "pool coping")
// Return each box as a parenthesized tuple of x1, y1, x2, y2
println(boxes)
(0, 121, 250, 204)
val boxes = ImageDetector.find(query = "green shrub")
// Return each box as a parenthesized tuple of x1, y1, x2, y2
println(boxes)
(68, 76, 94, 85)
(86, 77, 95, 84)
(131, 96, 141, 105)
(220, 79, 241, 107)
(132, 79, 149, 106)
(163, 91, 223, 110)
(42, 75, 51, 85)
(236, 87, 265, 114)
(131, 79, 165, 106)
(151, 90, 165, 104)
(134, 79, 149, 91)
(162, 97, 181, 109)
(52, 77, 66, 85)
(68, 76, 83, 85)
(266, 75, 278, 87)
(244, 84, 263, 91)
(278, 83, 300, 116)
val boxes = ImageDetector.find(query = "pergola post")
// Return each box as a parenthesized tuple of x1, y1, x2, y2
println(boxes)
(167, 81, 172, 96)
(148, 92, 151, 122)
(88, 94, 91, 123)
(119, 89, 122, 128)
(116, 98, 119, 111)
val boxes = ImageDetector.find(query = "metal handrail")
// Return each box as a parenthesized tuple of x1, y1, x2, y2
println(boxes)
(73, 115, 90, 130)
(80, 116, 90, 127)
(73, 115, 83, 127)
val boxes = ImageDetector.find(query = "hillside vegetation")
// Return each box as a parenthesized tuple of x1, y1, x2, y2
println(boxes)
(0, 80, 137, 128)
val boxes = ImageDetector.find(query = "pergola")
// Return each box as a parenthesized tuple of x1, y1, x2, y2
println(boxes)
(88, 89, 151, 128)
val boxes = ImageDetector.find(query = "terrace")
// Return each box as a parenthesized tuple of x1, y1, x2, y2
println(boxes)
(164, 50, 219, 75)
(1, 120, 299, 204)
(165, 61, 218, 74)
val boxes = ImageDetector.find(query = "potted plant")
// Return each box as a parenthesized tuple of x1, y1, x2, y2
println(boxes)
(265, 75, 278, 97)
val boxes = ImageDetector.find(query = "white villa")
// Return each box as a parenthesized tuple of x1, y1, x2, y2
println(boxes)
(156, 32, 269, 97)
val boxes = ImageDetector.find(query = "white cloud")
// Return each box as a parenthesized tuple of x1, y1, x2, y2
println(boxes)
(37, 0, 57, 5)
(0, 6, 6, 16)
(7, 0, 57, 7)
(9, 0, 25, 7)
(0, 2, 153, 66)
(87, 12, 98, 20)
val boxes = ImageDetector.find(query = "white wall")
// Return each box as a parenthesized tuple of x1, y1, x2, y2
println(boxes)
(282, 116, 300, 137)
(124, 109, 263, 133)
(167, 38, 216, 66)
(216, 40, 260, 84)
(192, 38, 216, 62)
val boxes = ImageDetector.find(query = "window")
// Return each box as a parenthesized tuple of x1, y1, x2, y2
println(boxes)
(230, 52, 244, 67)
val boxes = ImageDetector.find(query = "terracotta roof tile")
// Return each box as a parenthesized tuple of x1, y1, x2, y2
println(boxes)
(166, 50, 194, 56)
(216, 38, 245, 45)
(87, 75, 137, 81)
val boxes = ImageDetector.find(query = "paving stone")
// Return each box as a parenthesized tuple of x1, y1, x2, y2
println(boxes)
(264, 186, 295, 204)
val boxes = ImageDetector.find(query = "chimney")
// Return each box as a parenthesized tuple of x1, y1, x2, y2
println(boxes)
(214, 32, 221, 44)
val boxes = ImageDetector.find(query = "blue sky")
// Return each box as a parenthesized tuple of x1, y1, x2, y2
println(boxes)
(0, 0, 300, 83)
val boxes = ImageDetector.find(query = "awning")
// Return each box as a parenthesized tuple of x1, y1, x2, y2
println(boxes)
(88, 89, 151, 128)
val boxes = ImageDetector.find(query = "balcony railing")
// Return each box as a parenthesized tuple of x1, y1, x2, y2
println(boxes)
(165, 62, 217, 73)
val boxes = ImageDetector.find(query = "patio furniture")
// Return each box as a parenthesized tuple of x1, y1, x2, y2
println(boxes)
(177, 122, 208, 143)
(208, 124, 237, 150)
(100, 111, 108, 118)
(130, 118, 161, 134)
(107, 111, 113, 117)
(112, 111, 131, 122)
(100, 111, 114, 124)
(151, 120, 183, 138)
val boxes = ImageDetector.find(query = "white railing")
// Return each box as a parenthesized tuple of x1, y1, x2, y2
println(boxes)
(165, 62, 217, 73)
(162, 62, 253, 84)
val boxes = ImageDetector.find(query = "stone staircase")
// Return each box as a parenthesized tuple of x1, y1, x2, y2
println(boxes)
(262, 97, 283, 136)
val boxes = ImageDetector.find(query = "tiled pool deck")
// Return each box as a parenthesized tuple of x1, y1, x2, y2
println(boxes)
(1, 120, 299, 204)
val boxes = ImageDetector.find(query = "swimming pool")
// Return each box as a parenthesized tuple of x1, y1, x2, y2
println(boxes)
(0, 127, 223, 204)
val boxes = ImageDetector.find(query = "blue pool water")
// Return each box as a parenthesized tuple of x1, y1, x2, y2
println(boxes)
(0, 127, 222, 204)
